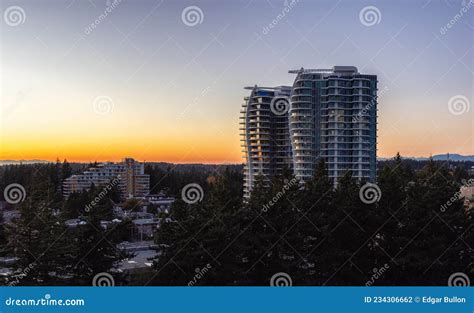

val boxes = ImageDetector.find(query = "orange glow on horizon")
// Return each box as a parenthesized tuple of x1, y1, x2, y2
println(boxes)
(2, 138, 472, 164)
(1, 122, 472, 164)
(0, 136, 243, 164)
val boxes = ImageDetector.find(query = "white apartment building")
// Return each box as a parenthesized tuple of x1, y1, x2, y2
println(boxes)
(63, 158, 150, 199)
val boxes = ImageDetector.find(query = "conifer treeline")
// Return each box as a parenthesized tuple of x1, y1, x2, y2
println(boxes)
(0, 156, 472, 285)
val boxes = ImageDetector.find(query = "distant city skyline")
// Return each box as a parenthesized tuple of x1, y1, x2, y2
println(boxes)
(1, 0, 472, 163)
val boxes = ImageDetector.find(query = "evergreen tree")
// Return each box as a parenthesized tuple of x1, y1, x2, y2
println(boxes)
(387, 158, 469, 285)
(0, 212, 7, 257)
(67, 183, 128, 285)
(297, 159, 334, 285)
(61, 159, 73, 181)
(8, 180, 73, 285)
(2, 157, 472, 286)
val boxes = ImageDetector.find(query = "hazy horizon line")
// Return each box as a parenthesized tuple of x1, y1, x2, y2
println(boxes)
(1, 152, 473, 165)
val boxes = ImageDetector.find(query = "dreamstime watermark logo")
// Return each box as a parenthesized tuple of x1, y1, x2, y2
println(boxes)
(270, 96, 291, 116)
(359, 183, 381, 204)
(85, 177, 120, 212)
(92, 272, 115, 286)
(440, 178, 473, 212)
(440, 0, 473, 35)
(84, 0, 122, 35)
(4, 183, 26, 204)
(359, 6, 381, 27)
(8, 262, 37, 286)
(262, 178, 298, 212)
(365, 263, 389, 286)
(93, 96, 114, 115)
(270, 272, 292, 286)
(187, 263, 212, 286)
(352, 86, 389, 123)
(181, 6, 204, 27)
(4, 6, 26, 26)
(448, 95, 470, 116)
(262, 0, 299, 35)
(5, 294, 85, 307)
(448, 272, 470, 286)
(181, 183, 204, 204)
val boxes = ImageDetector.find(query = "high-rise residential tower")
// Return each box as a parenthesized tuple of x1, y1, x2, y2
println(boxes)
(241, 66, 378, 197)
(240, 85, 293, 198)
(289, 66, 377, 184)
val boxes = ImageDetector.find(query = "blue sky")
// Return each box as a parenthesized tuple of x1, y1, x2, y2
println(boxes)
(1, 0, 473, 162)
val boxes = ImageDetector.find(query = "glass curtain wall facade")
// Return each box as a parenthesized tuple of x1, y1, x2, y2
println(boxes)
(240, 86, 293, 198)
(289, 66, 377, 185)
(241, 66, 377, 197)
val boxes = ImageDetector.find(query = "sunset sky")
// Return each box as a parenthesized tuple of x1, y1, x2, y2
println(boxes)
(1, 0, 473, 163)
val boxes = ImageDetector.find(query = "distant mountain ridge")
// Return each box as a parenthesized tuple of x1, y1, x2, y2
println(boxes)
(431, 154, 474, 161)
(0, 160, 50, 165)
(378, 154, 474, 162)
(2, 154, 474, 166)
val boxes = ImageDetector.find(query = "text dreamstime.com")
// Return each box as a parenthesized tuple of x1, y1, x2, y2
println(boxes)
(262, 178, 298, 212)
(5, 295, 85, 306)
(85, 176, 121, 212)
(440, 178, 474, 212)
